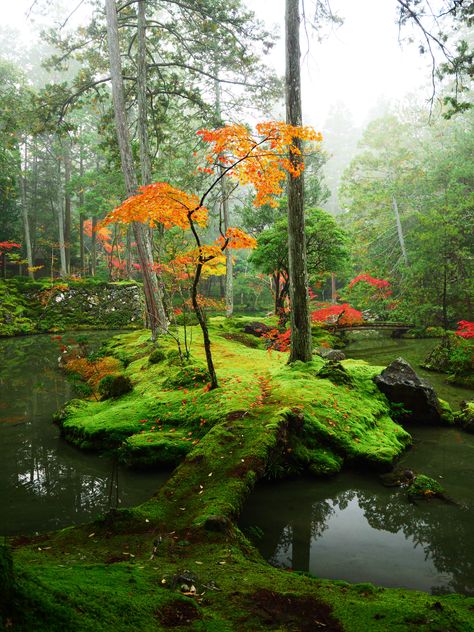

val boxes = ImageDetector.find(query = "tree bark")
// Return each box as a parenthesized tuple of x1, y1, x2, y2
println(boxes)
(56, 156, 67, 278)
(286, 0, 312, 362)
(91, 215, 97, 276)
(63, 139, 72, 274)
(105, 0, 168, 339)
(214, 72, 233, 317)
(137, 0, 152, 186)
(79, 150, 85, 273)
(20, 140, 34, 279)
(391, 196, 409, 266)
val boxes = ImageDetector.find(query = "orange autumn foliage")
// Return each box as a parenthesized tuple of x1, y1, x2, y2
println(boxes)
(102, 121, 320, 281)
(217, 227, 257, 250)
(102, 182, 208, 230)
(197, 121, 322, 207)
(64, 356, 122, 392)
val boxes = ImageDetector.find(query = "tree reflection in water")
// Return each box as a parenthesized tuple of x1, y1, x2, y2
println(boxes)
(239, 464, 474, 595)
(0, 333, 168, 535)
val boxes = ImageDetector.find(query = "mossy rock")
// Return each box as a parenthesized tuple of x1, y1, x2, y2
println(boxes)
(438, 398, 454, 425)
(407, 474, 445, 500)
(98, 374, 133, 400)
(148, 348, 166, 364)
(317, 360, 353, 386)
(454, 401, 474, 433)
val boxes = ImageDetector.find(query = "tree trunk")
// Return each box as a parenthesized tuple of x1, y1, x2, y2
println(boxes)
(105, 0, 168, 339)
(391, 196, 408, 266)
(192, 262, 218, 390)
(79, 150, 85, 274)
(331, 273, 337, 304)
(214, 73, 233, 317)
(286, 0, 312, 362)
(63, 139, 72, 274)
(137, 0, 152, 186)
(91, 215, 97, 276)
(20, 140, 34, 279)
(56, 157, 67, 278)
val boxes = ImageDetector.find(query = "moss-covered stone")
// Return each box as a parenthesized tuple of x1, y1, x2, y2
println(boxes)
(439, 398, 454, 424)
(0, 278, 144, 336)
(454, 401, 474, 433)
(407, 474, 446, 500)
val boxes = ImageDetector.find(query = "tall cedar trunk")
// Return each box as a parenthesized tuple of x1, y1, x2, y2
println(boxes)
(105, 0, 168, 339)
(20, 140, 34, 279)
(57, 155, 67, 277)
(137, 0, 152, 185)
(136, 0, 168, 326)
(391, 196, 408, 265)
(331, 273, 337, 304)
(214, 73, 233, 317)
(63, 140, 72, 274)
(79, 151, 85, 272)
(91, 215, 97, 276)
(286, 0, 312, 362)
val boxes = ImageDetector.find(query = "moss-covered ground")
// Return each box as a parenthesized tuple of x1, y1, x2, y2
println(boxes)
(4, 320, 474, 631)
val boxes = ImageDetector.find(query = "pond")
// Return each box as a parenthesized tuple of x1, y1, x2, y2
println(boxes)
(0, 332, 168, 536)
(239, 334, 474, 595)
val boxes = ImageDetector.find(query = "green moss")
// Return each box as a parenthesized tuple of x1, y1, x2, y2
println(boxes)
(148, 348, 167, 364)
(0, 545, 13, 611)
(439, 398, 454, 425)
(454, 401, 474, 433)
(98, 374, 133, 400)
(407, 474, 445, 499)
(13, 324, 473, 630)
(119, 430, 193, 468)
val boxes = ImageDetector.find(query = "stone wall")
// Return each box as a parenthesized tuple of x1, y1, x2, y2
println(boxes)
(0, 280, 144, 336)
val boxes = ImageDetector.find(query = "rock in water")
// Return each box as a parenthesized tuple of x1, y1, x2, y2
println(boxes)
(374, 357, 442, 424)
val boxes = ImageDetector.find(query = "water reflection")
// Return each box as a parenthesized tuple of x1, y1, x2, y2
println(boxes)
(0, 333, 168, 535)
(240, 440, 474, 596)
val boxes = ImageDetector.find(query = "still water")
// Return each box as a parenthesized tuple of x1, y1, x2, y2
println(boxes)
(240, 334, 474, 595)
(0, 332, 168, 536)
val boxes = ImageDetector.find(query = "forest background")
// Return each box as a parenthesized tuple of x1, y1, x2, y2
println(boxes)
(0, 0, 472, 333)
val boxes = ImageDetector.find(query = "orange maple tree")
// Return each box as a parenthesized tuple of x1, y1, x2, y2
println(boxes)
(103, 121, 322, 388)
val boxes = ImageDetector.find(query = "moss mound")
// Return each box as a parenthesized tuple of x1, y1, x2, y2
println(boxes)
(98, 374, 133, 400)
(7, 322, 474, 630)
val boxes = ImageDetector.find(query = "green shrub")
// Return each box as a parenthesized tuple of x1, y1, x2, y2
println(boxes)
(0, 545, 13, 608)
(98, 374, 133, 400)
(175, 311, 200, 326)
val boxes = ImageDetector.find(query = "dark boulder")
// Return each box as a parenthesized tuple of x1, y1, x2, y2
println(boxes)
(243, 321, 272, 337)
(374, 357, 443, 424)
(315, 347, 346, 361)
